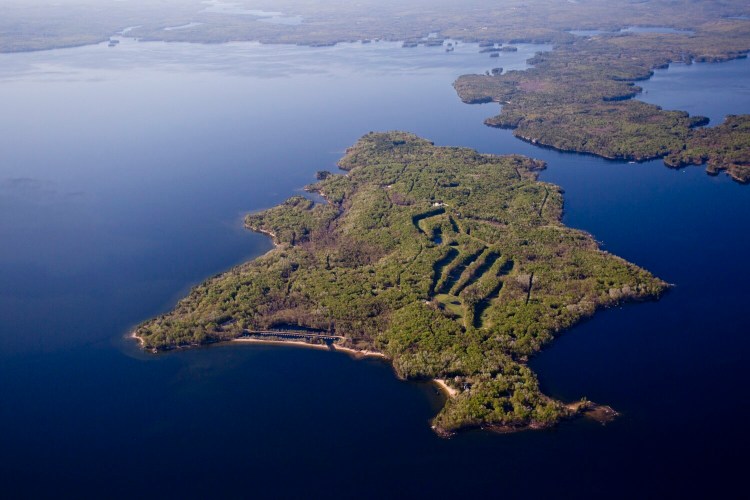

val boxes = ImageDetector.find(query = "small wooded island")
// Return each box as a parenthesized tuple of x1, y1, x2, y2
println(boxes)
(134, 132, 667, 435)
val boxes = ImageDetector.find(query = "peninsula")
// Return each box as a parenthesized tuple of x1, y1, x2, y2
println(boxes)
(454, 23, 750, 182)
(134, 132, 667, 435)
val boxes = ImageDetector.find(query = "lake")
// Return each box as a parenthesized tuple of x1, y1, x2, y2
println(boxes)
(0, 38, 748, 498)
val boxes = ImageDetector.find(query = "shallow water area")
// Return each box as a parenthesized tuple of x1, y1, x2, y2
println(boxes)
(0, 38, 748, 498)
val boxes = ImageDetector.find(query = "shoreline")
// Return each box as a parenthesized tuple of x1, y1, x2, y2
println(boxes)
(129, 330, 145, 348)
(329, 344, 387, 359)
(233, 337, 331, 351)
(232, 337, 387, 359)
(246, 226, 281, 248)
(234, 338, 458, 409)
(138, 333, 456, 399)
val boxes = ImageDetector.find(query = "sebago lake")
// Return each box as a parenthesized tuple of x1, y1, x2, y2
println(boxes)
(0, 38, 749, 497)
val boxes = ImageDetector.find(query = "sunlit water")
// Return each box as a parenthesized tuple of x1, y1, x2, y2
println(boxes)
(0, 38, 748, 497)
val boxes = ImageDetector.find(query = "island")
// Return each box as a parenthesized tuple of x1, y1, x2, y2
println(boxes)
(454, 23, 750, 182)
(133, 132, 667, 435)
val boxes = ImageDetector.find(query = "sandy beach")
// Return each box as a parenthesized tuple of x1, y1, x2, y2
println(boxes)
(249, 227, 281, 248)
(434, 378, 457, 397)
(233, 337, 331, 351)
(329, 344, 387, 359)
(233, 337, 387, 359)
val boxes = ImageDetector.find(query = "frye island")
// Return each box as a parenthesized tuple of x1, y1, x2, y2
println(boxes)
(134, 132, 667, 435)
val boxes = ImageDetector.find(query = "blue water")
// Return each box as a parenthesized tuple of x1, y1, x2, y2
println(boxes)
(638, 55, 750, 124)
(0, 39, 748, 498)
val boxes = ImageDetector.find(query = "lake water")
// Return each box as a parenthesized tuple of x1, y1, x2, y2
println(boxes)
(638, 55, 750, 124)
(0, 38, 748, 498)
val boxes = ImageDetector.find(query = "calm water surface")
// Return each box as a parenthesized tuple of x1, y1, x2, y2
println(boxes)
(0, 39, 748, 498)
(638, 55, 750, 124)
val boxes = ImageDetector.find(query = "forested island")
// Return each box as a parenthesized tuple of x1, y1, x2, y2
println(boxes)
(454, 23, 750, 182)
(134, 132, 667, 435)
